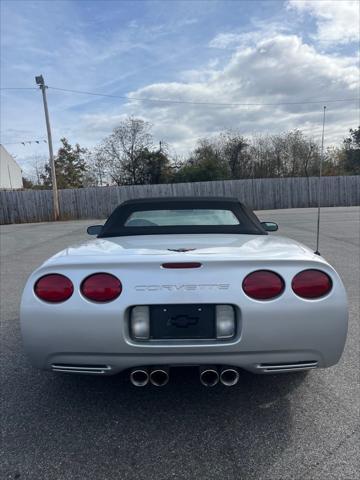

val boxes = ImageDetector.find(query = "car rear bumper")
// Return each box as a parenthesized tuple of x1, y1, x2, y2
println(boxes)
(22, 298, 348, 375)
(20, 260, 348, 375)
(47, 351, 322, 375)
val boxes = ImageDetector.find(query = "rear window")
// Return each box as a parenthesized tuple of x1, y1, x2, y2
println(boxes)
(98, 199, 267, 237)
(124, 209, 240, 227)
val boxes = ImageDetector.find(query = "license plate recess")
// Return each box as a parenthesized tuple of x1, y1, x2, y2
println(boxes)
(150, 304, 215, 339)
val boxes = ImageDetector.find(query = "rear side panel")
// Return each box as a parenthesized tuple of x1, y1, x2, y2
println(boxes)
(20, 254, 348, 373)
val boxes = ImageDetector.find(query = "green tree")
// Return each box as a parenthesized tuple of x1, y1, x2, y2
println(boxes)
(41, 138, 89, 189)
(342, 127, 360, 174)
(22, 177, 34, 189)
(175, 140, 229, 182)
(139, 147, 173, 184)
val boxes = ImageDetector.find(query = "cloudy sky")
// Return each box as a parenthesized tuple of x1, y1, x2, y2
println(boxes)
(1, 0, 359, 175)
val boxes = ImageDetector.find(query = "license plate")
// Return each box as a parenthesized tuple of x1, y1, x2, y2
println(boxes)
(150, 304, 216, 339)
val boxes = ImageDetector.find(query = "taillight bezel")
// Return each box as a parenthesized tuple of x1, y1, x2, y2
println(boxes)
(80, 272, 122, 303)
(291, 269, 333, 299)
(34, 273, 74, 303)
(242, 270, 285, 301)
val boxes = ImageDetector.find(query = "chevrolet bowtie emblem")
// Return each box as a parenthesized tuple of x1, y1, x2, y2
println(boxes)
(169, 315, 199, 328)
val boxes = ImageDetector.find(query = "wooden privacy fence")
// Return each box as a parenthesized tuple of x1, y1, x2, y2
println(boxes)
(0, 176, 359, 224)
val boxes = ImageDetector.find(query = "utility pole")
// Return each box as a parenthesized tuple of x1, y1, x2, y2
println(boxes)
(35, 75, 59, 220)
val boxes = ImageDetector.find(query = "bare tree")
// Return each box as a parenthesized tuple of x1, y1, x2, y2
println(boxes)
(219, 132, 250, 178)
(97, 117, 153, 185)
(27, 155, 47, 186)
(247, 131, 320, 178)
(285, 130, 320, 177)
(87, 149, 109, 186)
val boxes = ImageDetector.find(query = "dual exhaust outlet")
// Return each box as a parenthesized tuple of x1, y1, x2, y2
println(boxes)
(130, 366, 239, 387)
(130, 367, 170, 387)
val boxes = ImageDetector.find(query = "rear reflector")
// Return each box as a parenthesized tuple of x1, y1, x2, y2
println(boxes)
(242, 270, 284, 300)
(162, 262, 202, 269)
(292, 269, 332, 299)
(81, 273, 122, 302)
(34, 274, 74, 303)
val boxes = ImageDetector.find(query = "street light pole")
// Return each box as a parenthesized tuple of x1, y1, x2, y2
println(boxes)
(35, 75, 59, 220)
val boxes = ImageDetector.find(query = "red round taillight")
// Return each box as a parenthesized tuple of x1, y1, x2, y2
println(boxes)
(242, 270, 285, 300)
(81, 273, 122, 302)
(34, 274, 74, 303)
(292, 269, 332, 299)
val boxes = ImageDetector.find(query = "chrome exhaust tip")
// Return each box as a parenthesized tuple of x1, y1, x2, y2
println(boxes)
(149, 368, 169, 387)
(219, 367, 239, 387)
(130, 368, 149, 387)
(199, 366, 219, 387)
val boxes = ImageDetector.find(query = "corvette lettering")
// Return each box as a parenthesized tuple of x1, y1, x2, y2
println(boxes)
(134, 284, 230, 291)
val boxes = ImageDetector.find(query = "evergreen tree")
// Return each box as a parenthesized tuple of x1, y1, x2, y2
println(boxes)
(41, 138, 88, 189)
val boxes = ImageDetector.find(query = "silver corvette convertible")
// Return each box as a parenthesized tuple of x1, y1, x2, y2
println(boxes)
(21, 197, 348, 387)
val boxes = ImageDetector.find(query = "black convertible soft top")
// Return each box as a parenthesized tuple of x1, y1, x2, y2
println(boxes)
(98, 197, 267, 237)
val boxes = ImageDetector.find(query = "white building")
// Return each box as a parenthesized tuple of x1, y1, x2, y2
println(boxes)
(0, 145, 23, 189)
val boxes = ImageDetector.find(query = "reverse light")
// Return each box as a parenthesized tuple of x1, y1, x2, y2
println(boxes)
(292, 269, 332, 299)
(81, 273, 122, 302)
(34, 274, 74, 303)
(242, 270, 284, 300)
(130, 306, 150, 340)
(216, 305, 235, 339)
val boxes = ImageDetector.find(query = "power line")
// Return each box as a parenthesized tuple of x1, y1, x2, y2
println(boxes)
(0, 87, 38, 90)
(1, 84, 359, 107)
(46, 86, 359, 107)
(1, 139, 47, 146)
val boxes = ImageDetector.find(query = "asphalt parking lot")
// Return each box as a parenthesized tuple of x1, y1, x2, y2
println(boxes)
(1, 206, 359, 480)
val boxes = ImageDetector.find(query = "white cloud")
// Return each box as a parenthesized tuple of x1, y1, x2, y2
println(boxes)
(210, 33, 246, 49)
(209, 21, 291, 49)
(85, 34, 358, 154)
(2, 1, 359, 170)
(287, 0, 360, 44)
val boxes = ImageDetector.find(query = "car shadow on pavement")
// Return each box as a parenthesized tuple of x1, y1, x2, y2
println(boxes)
(21, 367, 309, 480)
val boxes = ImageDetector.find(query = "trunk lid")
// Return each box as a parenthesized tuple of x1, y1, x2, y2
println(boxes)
(46, 233, 322, 266)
